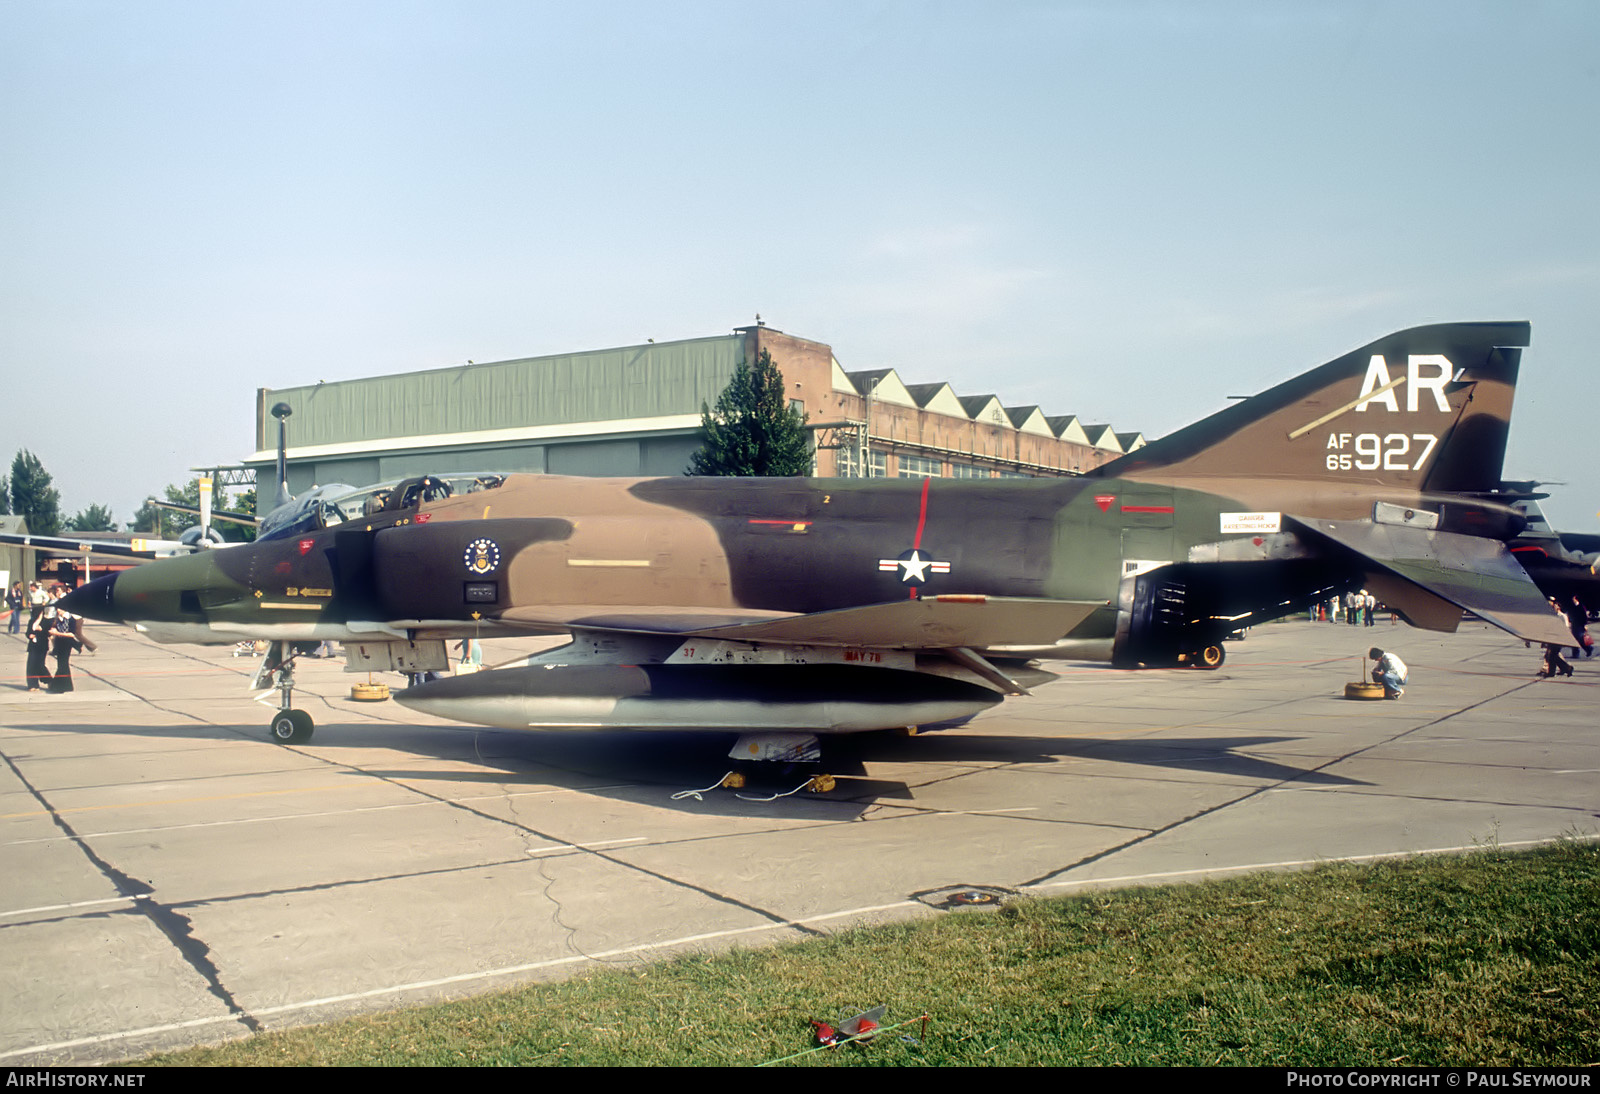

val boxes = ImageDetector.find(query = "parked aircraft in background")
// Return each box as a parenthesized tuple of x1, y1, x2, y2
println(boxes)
(61, 322, 1571, 760)
(2, 477, 237, 563)
(1506, 492, 1600, 616)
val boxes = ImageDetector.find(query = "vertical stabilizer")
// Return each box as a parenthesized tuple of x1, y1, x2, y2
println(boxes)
(1096, 322, 1531, 494)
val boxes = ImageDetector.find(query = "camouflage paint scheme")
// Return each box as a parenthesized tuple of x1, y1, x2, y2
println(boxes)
(60, 322, 1572, 737)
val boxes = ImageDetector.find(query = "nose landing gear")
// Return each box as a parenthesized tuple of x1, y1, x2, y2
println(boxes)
(253, 641, 315, 743)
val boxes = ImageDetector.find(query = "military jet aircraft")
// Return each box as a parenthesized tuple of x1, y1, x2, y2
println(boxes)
(1506, 494, 1600, 617)
(60, 321, 1571, 753)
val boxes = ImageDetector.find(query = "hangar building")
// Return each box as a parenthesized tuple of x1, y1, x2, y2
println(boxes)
(244, 323, 1143, 500)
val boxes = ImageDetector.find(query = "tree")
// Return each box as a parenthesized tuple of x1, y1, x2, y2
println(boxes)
(130, 497, 167, 537)
(686, 349, 811, 476)
(68, 504, 117, 532)
(9, 450, 61, 536)
(225, 487, 258, 542)
(132, 480, 201, 538)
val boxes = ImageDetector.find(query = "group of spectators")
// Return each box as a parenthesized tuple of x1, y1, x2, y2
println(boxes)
(6, 580, 93, 693)
(1311, 590, 1383, 626)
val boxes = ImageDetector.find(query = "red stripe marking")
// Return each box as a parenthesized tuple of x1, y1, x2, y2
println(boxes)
(914, 478, 930, 548)
(1121, 505, 1175, 514)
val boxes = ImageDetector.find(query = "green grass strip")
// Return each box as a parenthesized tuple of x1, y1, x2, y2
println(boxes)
(144, 842, 1600, 1066)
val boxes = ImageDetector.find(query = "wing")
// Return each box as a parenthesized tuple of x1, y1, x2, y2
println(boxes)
(148, 499, 260, 529)
(499, 595, 1104, 649)
(0, 530, 194, 559)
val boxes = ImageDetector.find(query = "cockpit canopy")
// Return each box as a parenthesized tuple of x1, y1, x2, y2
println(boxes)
(258, 474, 509, 541)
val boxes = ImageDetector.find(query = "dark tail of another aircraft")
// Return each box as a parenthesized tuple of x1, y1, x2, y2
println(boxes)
(1096, 321, 1530, 496)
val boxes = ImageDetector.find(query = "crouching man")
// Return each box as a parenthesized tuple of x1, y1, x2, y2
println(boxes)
(1370, 647, 1407, 700)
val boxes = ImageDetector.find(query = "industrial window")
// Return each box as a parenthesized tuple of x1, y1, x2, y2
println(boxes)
(950, 462, 989, 478)
(896, 455, 942, 479)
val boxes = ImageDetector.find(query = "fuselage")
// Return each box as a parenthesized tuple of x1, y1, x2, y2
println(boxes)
(63, 468, 1499, 650)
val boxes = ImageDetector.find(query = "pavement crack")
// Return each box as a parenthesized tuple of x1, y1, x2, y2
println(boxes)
(471, 730, 597, 964)
(0, 748, 263, 1034)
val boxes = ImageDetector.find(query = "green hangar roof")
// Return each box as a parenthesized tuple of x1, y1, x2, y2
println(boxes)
(251, 334, 746, 458)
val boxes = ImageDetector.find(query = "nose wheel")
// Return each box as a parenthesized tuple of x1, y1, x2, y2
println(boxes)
(270, 708, 315, 743)
(255, 641, 316, 744)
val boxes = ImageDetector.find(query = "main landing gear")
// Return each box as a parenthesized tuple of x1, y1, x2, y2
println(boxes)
(1173, 643, 1227, 670)
(255, 641, 315, 744)
(714, 733, 837, 798)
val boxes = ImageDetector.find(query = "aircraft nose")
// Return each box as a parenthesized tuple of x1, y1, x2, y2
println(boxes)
(59, 572, 121, 623)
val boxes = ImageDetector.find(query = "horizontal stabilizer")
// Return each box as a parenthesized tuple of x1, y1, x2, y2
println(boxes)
(1295, 517, 1573, 646)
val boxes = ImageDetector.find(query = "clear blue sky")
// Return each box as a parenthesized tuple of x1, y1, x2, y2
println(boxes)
(3, 1, 1596, 527)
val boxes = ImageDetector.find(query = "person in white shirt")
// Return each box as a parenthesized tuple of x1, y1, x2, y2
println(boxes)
(1369, 647, 1407, 699)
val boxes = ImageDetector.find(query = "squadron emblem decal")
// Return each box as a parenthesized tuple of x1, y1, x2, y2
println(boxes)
(463, 538, 502, 575)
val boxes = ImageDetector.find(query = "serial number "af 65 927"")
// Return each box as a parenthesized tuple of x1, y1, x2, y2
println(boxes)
(1325, 432, 1438, 472)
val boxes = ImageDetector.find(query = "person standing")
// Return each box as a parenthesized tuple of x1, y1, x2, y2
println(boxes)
(26, 581, 47, 631)
(48, 596, 83, 693)
(25, 589, 55, 691)
(6, 582, 22, 635)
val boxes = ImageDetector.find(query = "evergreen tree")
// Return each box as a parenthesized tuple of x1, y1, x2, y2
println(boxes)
(0, 474, 8, 515)
(130, 497, 167, 537)
(686, 349, 811, 476)
(9, 450, 61, 535)
(67, 504, 117, 532)
(132, 480, 202, 538)
(225, 487, 258, 542)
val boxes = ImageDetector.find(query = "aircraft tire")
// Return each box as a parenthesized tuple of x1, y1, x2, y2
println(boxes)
(270, 709, 315, 744)
(1192, 644, 1226, 670)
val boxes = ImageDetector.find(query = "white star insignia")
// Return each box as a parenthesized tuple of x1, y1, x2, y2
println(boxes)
(877, 549, 952, 583)
(898, 550, 932, 582)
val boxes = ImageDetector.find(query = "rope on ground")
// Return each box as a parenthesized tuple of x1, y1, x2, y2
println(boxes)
(736, 778, 817, 803)
(670, 772, 736, 801)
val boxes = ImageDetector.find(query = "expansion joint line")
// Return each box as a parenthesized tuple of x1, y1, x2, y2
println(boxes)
(1019, 676, 1548, 890)
(357, 755, 829, 945)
